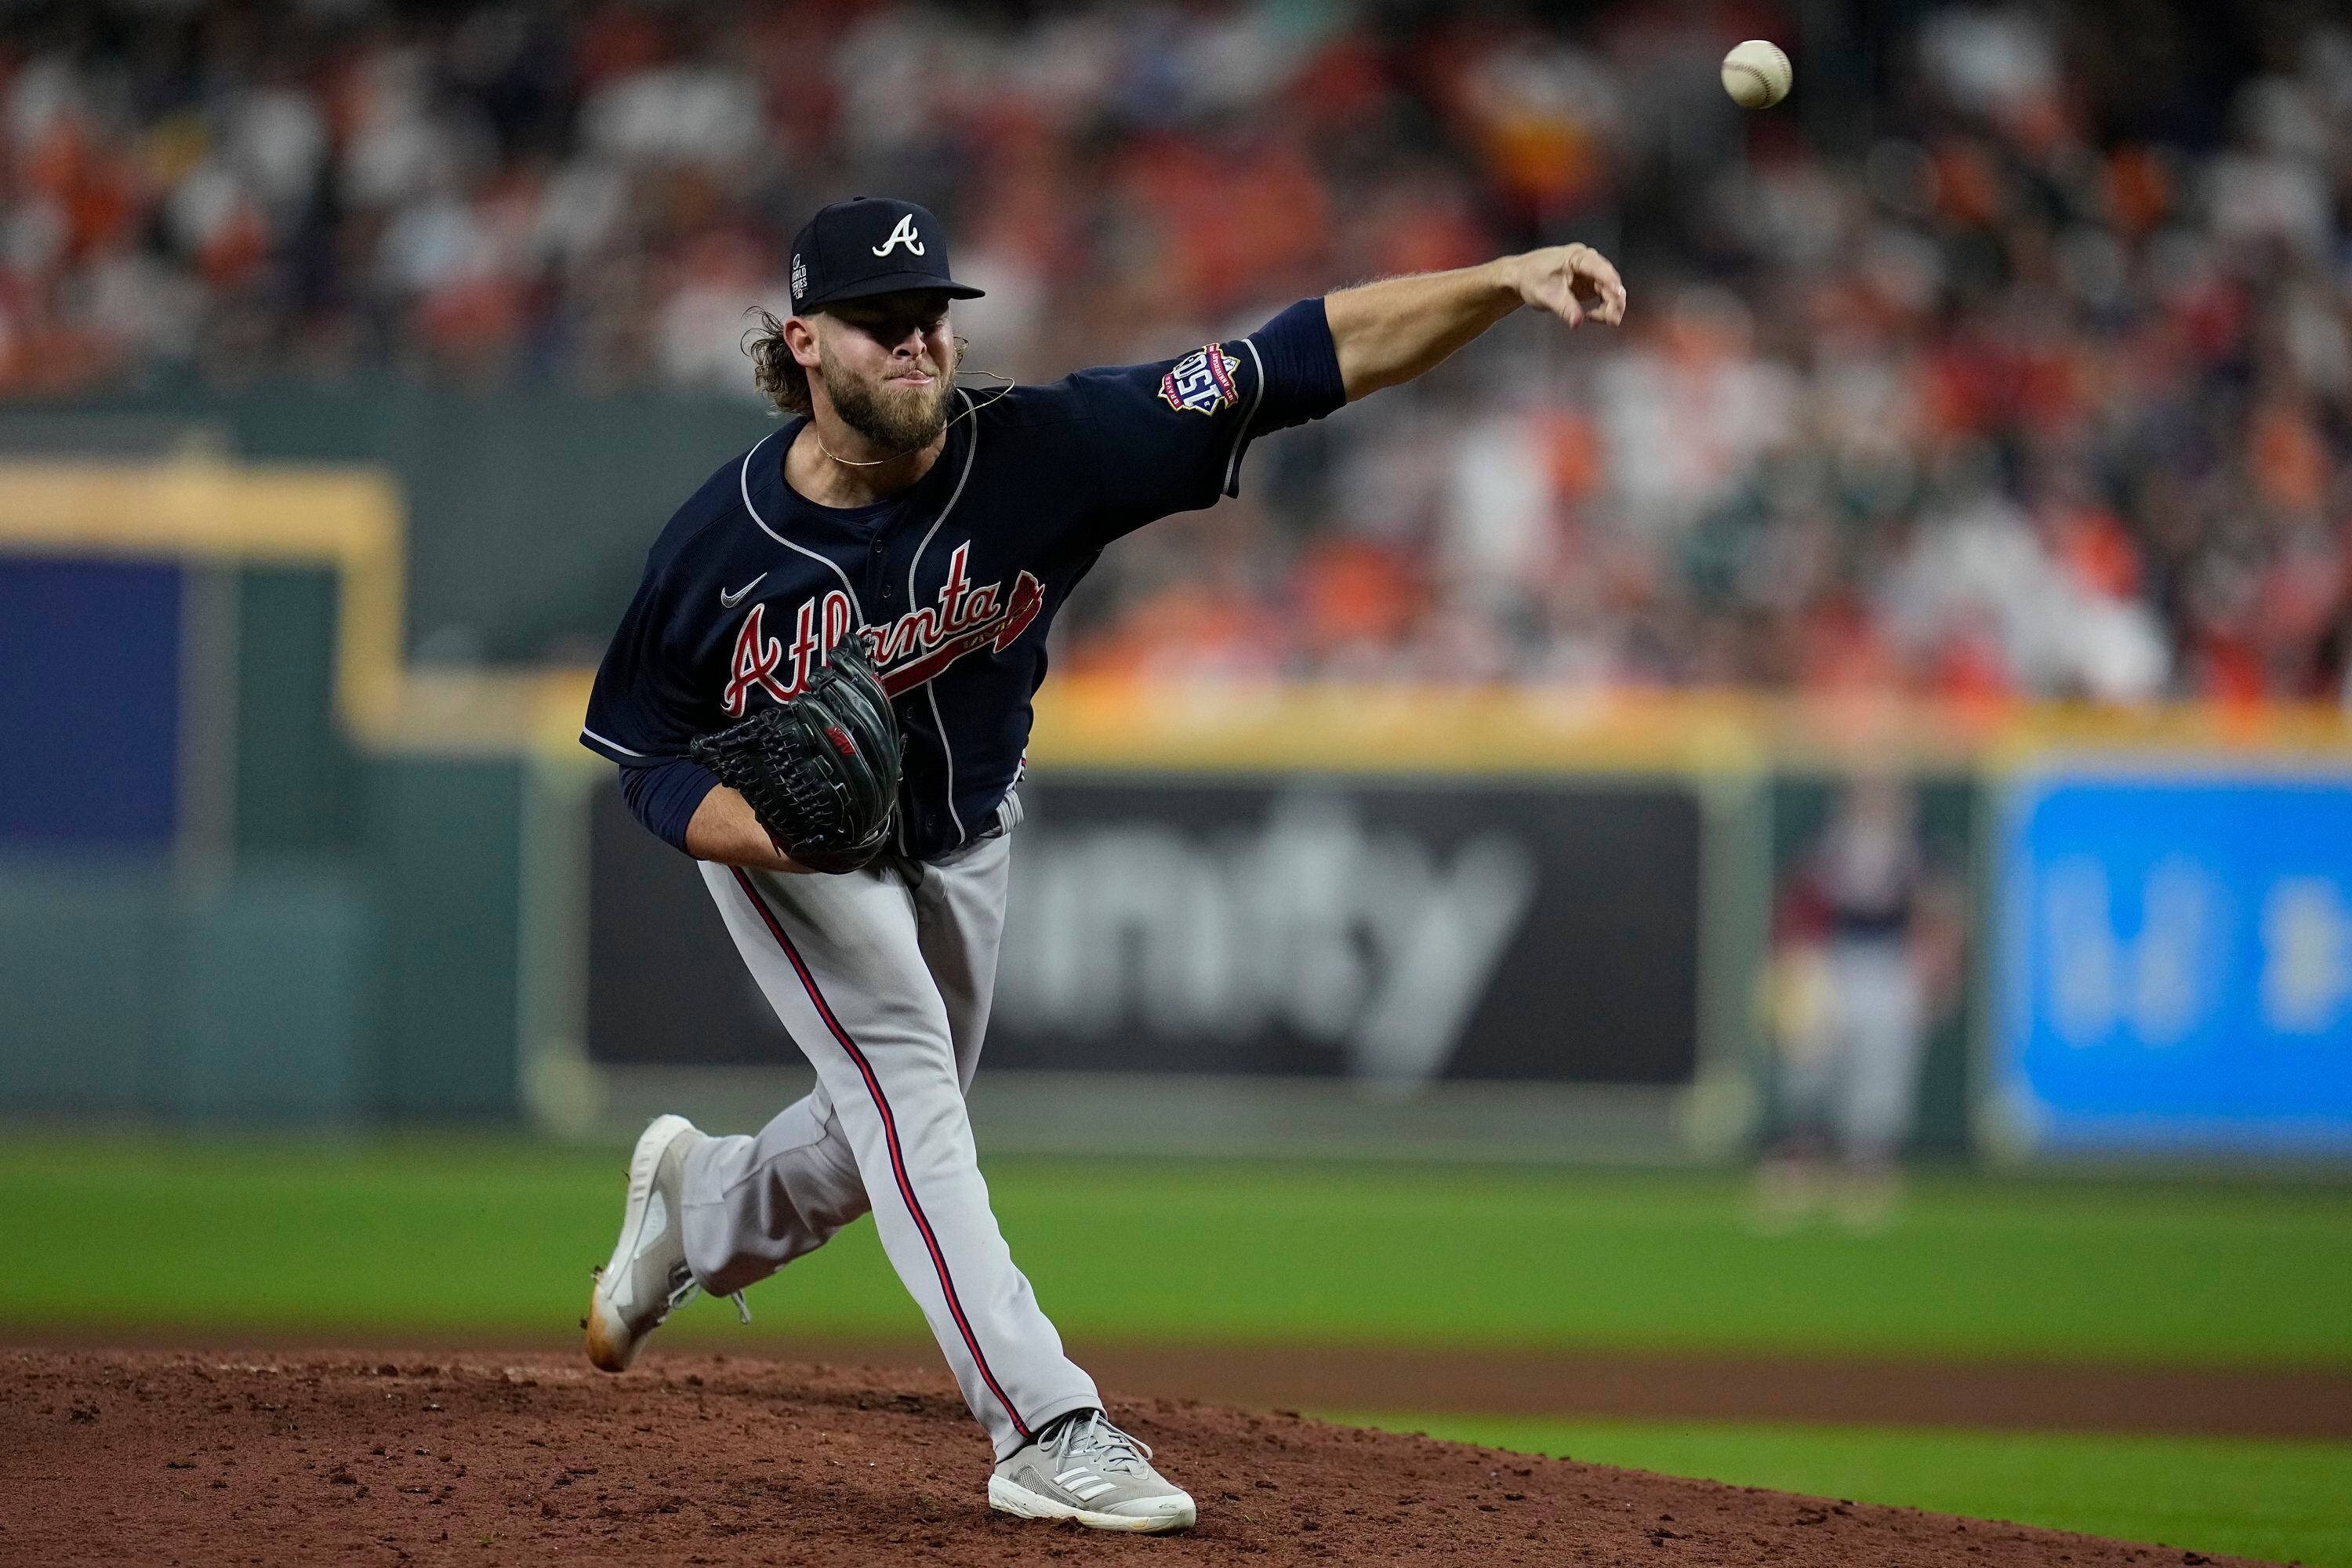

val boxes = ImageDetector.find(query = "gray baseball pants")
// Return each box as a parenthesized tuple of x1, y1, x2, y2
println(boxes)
(1780, 935, 1927, 1162)
(676, 826, 1101, 1459)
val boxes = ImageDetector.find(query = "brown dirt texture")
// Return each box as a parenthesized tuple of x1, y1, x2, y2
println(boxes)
(1, 1350, 2272, 1568)
(31, 1328, 2344, 1440)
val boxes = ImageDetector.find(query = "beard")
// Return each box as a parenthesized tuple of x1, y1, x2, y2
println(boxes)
(818, 343, 957, 452)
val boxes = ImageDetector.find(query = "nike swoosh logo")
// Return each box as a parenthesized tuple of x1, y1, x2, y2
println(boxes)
(719, 574, 767, 609)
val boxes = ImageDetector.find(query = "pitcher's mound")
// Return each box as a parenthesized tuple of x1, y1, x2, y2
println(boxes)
(2, 1351, 2260, 1566)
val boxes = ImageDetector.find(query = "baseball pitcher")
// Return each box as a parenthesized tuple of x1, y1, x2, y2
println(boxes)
(580, 195, 1625, 1533)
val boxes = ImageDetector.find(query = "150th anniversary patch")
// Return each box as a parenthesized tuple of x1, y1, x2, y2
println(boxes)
(1158, 343, 1240, 416)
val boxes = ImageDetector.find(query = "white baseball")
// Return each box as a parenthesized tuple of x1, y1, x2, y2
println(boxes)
(1722, 40, 1792, 109)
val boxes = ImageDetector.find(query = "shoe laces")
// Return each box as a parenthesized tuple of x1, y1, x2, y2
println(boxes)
(1053, 1411, 1152, 1475)
(659, 1269, 753, 1326)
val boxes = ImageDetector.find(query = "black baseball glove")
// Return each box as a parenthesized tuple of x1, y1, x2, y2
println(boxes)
(690, 637, 902, 873)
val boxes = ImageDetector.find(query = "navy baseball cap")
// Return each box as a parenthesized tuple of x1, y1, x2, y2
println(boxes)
(789, 197, 985, 314)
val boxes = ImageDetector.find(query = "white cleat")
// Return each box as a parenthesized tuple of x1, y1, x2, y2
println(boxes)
(989, 1410, 1197, 1534)
(585, 1114, 715, 1372)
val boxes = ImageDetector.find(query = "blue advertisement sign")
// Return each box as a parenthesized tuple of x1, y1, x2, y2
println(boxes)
(1998, 771, 2352, 1155)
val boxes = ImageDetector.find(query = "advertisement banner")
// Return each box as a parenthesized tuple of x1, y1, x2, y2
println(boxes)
(1996, 771, 2352, 1154)
(588, 771, 1704, 1087)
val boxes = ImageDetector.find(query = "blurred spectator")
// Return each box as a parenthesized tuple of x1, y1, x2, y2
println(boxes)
(7, 0, 2352, 702)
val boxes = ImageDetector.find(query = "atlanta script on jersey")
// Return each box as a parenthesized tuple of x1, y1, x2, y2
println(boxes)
(719, 544, 1044, 718)
(583, 296, 1347, 861)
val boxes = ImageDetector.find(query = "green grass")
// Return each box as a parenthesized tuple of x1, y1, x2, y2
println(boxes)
(1333, 1414, 2352, 1568)
(10, 1138, 2347, 1563)
(2, 1136, 2348, 1367)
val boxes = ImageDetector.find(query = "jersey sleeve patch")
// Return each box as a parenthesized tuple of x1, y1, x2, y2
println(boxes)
(1157, 343, 1240, 416)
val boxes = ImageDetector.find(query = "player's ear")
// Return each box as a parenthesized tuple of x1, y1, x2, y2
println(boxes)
(785, 313, 823, 372)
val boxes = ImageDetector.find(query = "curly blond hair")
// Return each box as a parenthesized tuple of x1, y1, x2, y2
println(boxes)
(742, 307, 810, 417)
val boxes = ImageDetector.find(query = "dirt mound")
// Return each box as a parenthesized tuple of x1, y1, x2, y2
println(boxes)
(0, 1350, 2263, 1566)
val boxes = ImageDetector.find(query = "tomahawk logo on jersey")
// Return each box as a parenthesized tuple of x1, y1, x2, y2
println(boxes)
(582, 297, 1346, 862)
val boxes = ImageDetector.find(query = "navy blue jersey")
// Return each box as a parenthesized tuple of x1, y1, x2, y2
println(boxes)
(583, 296, 1345, 861)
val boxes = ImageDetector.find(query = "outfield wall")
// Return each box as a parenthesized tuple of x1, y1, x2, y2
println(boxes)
(2, 442, 2349, 1163)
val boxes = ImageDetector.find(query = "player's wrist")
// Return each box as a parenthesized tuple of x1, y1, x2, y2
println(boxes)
(1486, 254, 1532, 308)
(1501, 250, 1579, 314)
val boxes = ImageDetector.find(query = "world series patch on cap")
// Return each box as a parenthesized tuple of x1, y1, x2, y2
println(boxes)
(789, 197, 986, 314)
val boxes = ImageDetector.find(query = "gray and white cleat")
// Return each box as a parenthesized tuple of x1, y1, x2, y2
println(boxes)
(585, 1114, 730, 1372)
(989, 1410, 1197, 1533)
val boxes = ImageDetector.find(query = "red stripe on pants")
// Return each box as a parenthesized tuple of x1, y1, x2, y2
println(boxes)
(728, 866, 1033, 1444)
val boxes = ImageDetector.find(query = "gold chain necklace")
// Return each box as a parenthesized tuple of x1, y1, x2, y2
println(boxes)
(807, 367, 1014, 470)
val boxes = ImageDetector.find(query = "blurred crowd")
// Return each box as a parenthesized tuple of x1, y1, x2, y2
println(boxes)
(8, 0, 2352, 701)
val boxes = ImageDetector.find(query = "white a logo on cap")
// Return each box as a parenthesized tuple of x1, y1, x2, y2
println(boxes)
(872, 213, 925, 258)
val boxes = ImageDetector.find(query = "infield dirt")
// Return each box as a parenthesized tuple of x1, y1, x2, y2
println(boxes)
(1, 1350, 2271, 1567)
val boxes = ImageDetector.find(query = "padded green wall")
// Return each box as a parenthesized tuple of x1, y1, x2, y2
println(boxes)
(0, 860, 371, 1120)
(29, 384, 773, 662)
(0, 761, 524, 1125)
(234, 566, 358, 858)
(0, 557, 529, 1123)
(367, 756, 524, 1120)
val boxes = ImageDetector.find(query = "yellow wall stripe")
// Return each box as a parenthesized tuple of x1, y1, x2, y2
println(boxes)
(0, 460, 405, 735)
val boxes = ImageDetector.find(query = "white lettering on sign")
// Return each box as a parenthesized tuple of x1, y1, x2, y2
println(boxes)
(2041, 855, 2219, 1047)
(995, 792, 1537, 1082)
(2260, 877, 2352, 1033)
